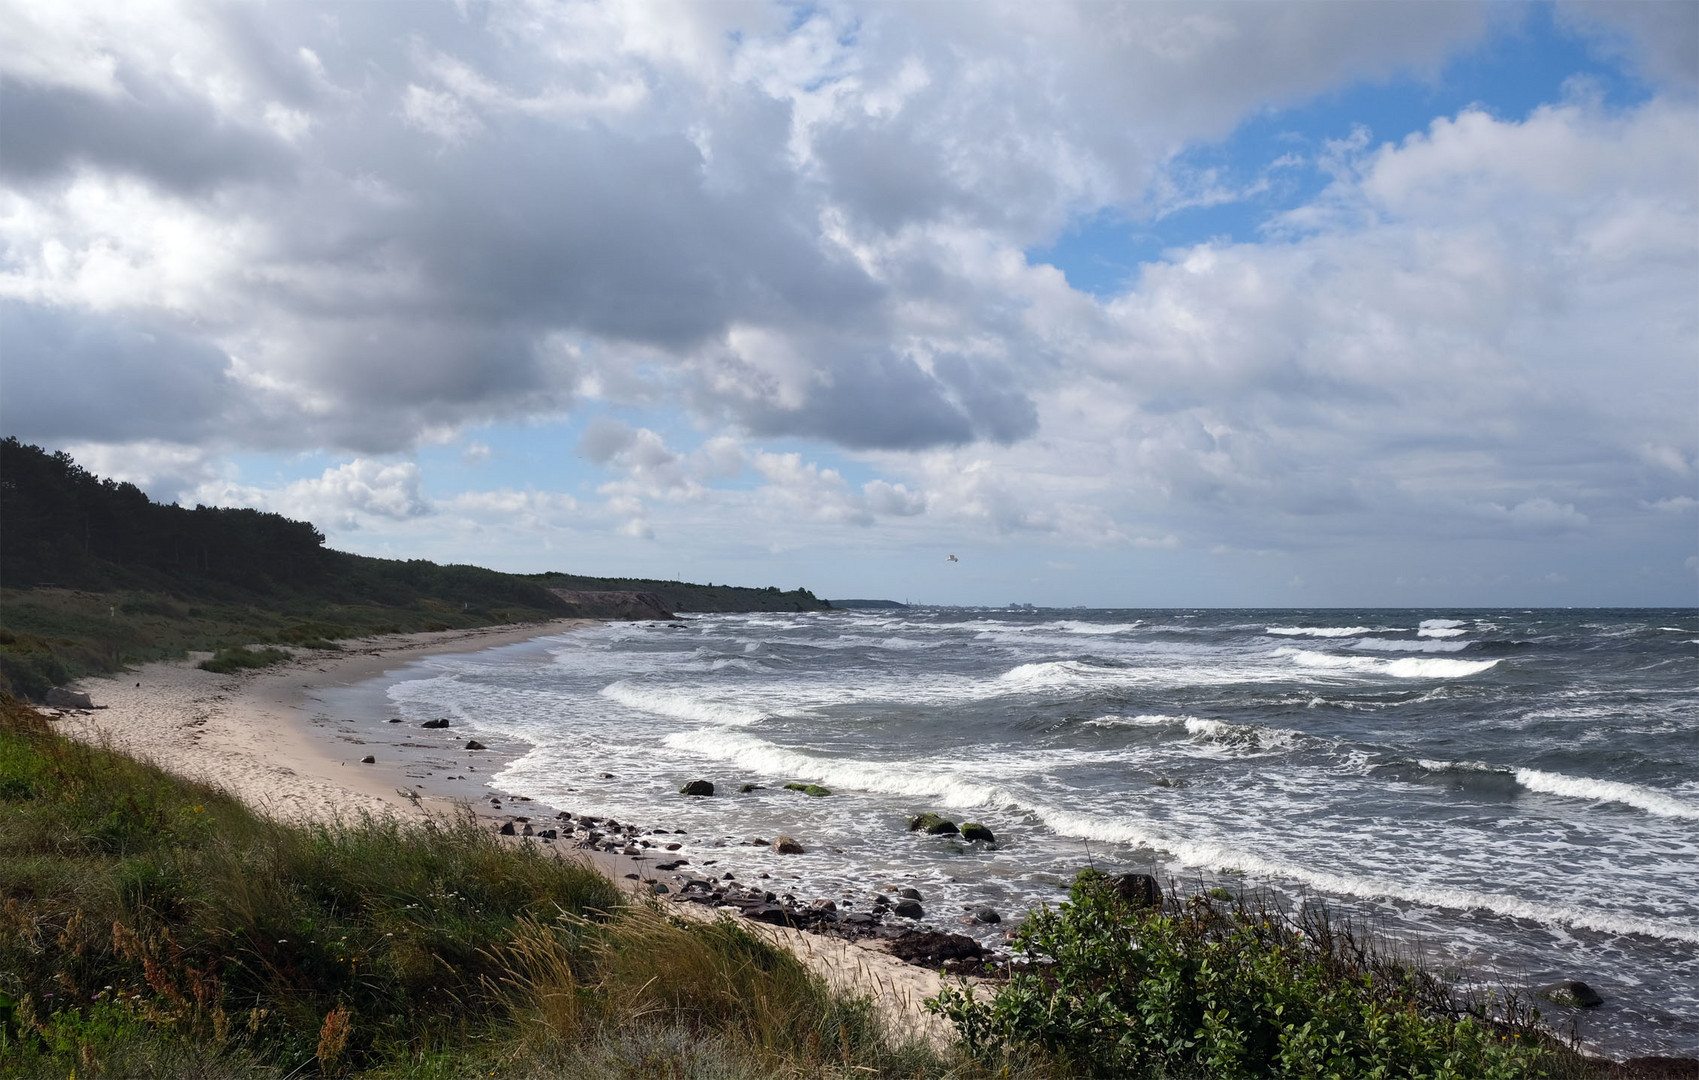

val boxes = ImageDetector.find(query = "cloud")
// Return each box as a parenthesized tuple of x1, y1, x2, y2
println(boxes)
(194, 459, 431, 531)
(1557, 1, 1699, 88)
(1, 1, 1691, 597)
(0, 0, 1494, 459)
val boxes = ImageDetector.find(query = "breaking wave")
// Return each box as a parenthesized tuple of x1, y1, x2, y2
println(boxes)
(1268, 626, 1373, 637)
(1276, 649, 1499, 679)
(1349, 638, 1470, 653)
(1030, 807, 1699, 945)
(1418, 619, 1468, 639)
(661, 729, 1007, 808)
(1183, 717, 1302, 753)
(600, 680, 766, 726)
(1514, 768, 1699, 820)
(1414, 760, 1699, 819)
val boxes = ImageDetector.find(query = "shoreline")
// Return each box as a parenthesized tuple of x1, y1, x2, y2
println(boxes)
(49, 619, 955, 1045)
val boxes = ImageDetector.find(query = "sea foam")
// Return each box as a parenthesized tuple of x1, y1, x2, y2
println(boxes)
(599, 680, 766, 726)
(1514, 768, 1699, 820)
(1183, 717, 1302, 752)
(1276, 648, 1498, 679)
(1348, 638, 1470, 653)
(661, 729, 1007, 808)
(1268, 626, 1373, 637)
(1028, 807, 1699, 945)
(1415, 760, 1699, 819)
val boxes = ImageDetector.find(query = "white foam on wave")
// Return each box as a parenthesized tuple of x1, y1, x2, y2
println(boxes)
(1030, 807, 1699, 945)
(1086, 713, 1189, 728)
(1420, 618, 1467, 631)
(999, 659, 1127, 688)
(1418, 627, 1468, 639)
(1276, 648, 1381, 671)
(661, 729, 1009, 809)
(1415, 760, 1699, 820)
(1416, 758, 1501, 774)
(1514, 768, 1699, 820)
(1276, 648, 1498, 680)
(1268, 626, 1373, 637)
(1385, 657, 1498, 678)
(1349, 638, 1470, 653)
(599, 680, 766, 726)
(1042, 620, 1144, 635)
(1183, 717, 1302, 752)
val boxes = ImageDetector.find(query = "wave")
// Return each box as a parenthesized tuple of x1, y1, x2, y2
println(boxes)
(1042, 620, 1144, 635)
(1348, 638, 1470, 653)
(999, 659, 1129, 689)
(1413, 760, 1699, 819)
(1276, 648, 1498, 680)
(1386, 657, 1498, 678)
(1514, 768, 1699, 820)
(1418, 627, 1468, 638)
(1086, 713, 1190, 728)
(1183, 717, 1301, 753)
(1030, 807, 1699, 945)
(1419, 618, 1466, 630)
(1268, 626, 1373, 637)
(599, 680, 766, 726)
(661, 729, 1007, 808)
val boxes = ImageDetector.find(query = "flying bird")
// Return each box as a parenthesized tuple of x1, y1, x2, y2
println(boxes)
(947, 554, 959, 563)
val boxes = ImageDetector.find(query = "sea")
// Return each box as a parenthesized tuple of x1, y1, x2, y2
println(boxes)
(332, 608, 1699, 1058)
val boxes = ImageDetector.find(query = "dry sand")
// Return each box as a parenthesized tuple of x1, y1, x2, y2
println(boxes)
(47, 620, 955, 1045)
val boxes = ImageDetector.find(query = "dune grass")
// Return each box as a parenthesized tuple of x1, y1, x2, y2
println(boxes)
(0, 694, 1042, 1079)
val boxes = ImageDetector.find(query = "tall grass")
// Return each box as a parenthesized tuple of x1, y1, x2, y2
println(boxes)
(0, 695, 1033, 1079)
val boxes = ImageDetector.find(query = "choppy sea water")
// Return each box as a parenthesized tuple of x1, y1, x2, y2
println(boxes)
(347, 608, 1698, 1057)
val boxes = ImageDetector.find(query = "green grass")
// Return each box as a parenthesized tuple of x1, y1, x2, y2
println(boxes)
(197, 646, 293, 674)
(0, 696, 1040, 1079)
(0, 585, 556, 699)
(927, 869, 1593, 1079)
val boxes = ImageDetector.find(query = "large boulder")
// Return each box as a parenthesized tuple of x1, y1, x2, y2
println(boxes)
(464, 740, 487, 751)
(679, 780, 715, 797)
(421, 718, 450, 729)
(908, 813, 959, 836)
(1538, 980, 1604, 1008)
(772, 835, 805, 854)
(960, 822, 996, 843)
(784, 782, 833, 797)
(887, 931, 984, 966)
(45, 687, 93, 709)
(1109, 872, 1163, 910)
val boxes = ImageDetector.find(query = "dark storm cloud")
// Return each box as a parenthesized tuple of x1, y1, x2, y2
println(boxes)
(0, 77, 290, 192)
(0, 0, 1503, 459)
(405, 116, 880, 348)
(0, 301, 241, 442)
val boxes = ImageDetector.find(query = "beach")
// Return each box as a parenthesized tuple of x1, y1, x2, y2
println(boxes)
(44, 619, 954, 1045)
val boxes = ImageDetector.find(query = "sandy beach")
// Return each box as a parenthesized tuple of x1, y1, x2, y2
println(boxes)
(46, 620, 953, 1045)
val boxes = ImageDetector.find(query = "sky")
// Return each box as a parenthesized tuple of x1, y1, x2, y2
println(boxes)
(2, 0, 1695, 608)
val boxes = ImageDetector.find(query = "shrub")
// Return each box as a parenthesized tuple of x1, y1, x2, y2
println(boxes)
(929, 870, 1573, 1079)
(197, 647, 291, 674)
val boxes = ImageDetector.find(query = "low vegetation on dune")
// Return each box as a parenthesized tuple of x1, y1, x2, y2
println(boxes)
(931, 870, 1593, 1079)
(0, 694, 1037, 1079)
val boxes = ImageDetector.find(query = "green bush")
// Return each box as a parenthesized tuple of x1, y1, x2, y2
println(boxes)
(197, 646, 291, 673)
(929, 870, 1573, 1079)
